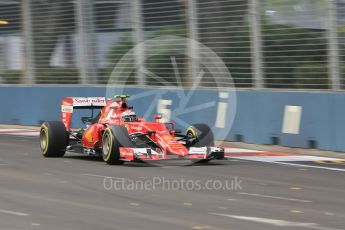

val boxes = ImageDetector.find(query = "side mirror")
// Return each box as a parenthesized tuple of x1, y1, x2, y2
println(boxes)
(81, 117, 93, 124)
(174, 129, 182, 134)
(186, 137, 197, 147)
(147, 130, 156, 135)
(153, 114, 162, 122)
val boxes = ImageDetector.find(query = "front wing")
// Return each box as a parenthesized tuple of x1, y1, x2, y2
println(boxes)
(119, 146, 225, 161)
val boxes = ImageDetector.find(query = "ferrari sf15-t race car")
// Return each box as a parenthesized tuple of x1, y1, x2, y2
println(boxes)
(39, 95, 224, 164)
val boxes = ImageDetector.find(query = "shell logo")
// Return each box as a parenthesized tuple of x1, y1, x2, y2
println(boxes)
(84, 129, 93, 143)
(162, 135, 173, 141)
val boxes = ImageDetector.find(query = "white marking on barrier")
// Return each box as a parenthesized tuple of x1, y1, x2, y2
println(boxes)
(215, 102, 227, 128)
(282, 105, 302, 134)
(219, 92, 229, 99)
(215, 92, 229, 128)
(157, 99, 172, 123)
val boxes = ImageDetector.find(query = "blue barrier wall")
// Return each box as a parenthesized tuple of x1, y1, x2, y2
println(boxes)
(0, 86, 344, 152)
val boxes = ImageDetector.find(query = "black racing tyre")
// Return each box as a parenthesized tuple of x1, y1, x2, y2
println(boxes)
(186, 123, 214, 147)
(40, 121, 68, 157)
(102, 126, 135, 165)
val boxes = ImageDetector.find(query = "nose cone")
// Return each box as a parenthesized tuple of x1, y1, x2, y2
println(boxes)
(159, 134, 189, 157)
(168, 145, 189, 156)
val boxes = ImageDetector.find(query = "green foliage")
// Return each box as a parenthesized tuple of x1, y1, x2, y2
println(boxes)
(106, 33, 134, 66)
(107, 26, 186, 64)
(106, 26, 187, 86)
(338, 24, 345, 35)
(292, 64, 329, 89)
(224, 25, 253, 87)
(264, 0, 327, 17)
(293, 64, 345, 89)
(0, 70, 22, 84)
(98, 67, 113, 84)
(262, 22, 328, 88)
(225, 20, 329, 88)
(105, 21, 337, 89)
(35, 68, 79, 84)
(145, 27, 187, 86)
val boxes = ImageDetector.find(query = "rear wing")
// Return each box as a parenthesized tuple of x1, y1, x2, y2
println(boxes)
(61, 97, 107, 130)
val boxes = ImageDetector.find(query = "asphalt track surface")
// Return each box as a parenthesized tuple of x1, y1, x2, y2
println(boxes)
(1, 134, 345, 230)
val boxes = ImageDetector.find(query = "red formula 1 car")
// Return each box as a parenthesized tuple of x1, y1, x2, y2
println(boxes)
(39, 95, 224, 164)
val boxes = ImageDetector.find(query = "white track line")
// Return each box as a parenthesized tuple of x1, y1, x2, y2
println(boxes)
(271, 161, 345, 172)
(0, 209, 30, 217)
(226, 155, 344, 162)
(210, 213, 342, 230)
(225, 153, 345, 172)
(227, 158, 345, 172)
(0, 129, 39, 136)
(81, 173, 124, 180)
(237, 192, 312, 203)
(224, 148, 263, 153)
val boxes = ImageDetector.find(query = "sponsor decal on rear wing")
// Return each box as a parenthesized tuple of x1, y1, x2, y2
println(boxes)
(62, 105, 74, 113)
(72, 97, 107, 107)
(61, 97, 107, 114)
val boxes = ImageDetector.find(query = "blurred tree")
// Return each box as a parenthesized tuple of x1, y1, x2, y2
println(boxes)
(31, 0, 75, 76)
(106, 26, 186, 85)
(265, 0, 326, 17)
(223, 24, 252, 87)
(225, 20, 328, 88)
(262, 22, 327, 88)
(197, 0, 249, 60)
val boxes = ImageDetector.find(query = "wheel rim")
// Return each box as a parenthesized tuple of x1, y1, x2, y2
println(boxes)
(103, 132, 110, 156)
(187, 132, 194, 138)
(40, 129, 48, 151)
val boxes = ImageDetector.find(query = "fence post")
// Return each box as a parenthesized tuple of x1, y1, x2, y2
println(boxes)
(131, 0, 145, 86)
(186, 0, 199, 87)
(0, 38, 4, 84)
(327, 0, 340, 90)
(249, 0, 264, 89)
(21, 0, 35, 84)
(75, 0, 97, 84)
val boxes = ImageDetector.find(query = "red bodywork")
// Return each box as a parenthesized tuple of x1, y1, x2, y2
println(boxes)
(60, 97, 213, 161)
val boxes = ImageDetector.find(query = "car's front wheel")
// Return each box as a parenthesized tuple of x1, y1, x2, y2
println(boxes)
(102, 126, 134, 165)
(186, 123, 214, 147)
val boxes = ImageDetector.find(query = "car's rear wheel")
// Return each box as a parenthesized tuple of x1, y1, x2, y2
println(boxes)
(102, 126, 134, 165)
(186, 123, 214, 147)
(40, 121, 68, 157)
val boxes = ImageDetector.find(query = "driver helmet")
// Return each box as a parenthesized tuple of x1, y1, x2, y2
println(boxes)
(122, 111, 137, 122)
